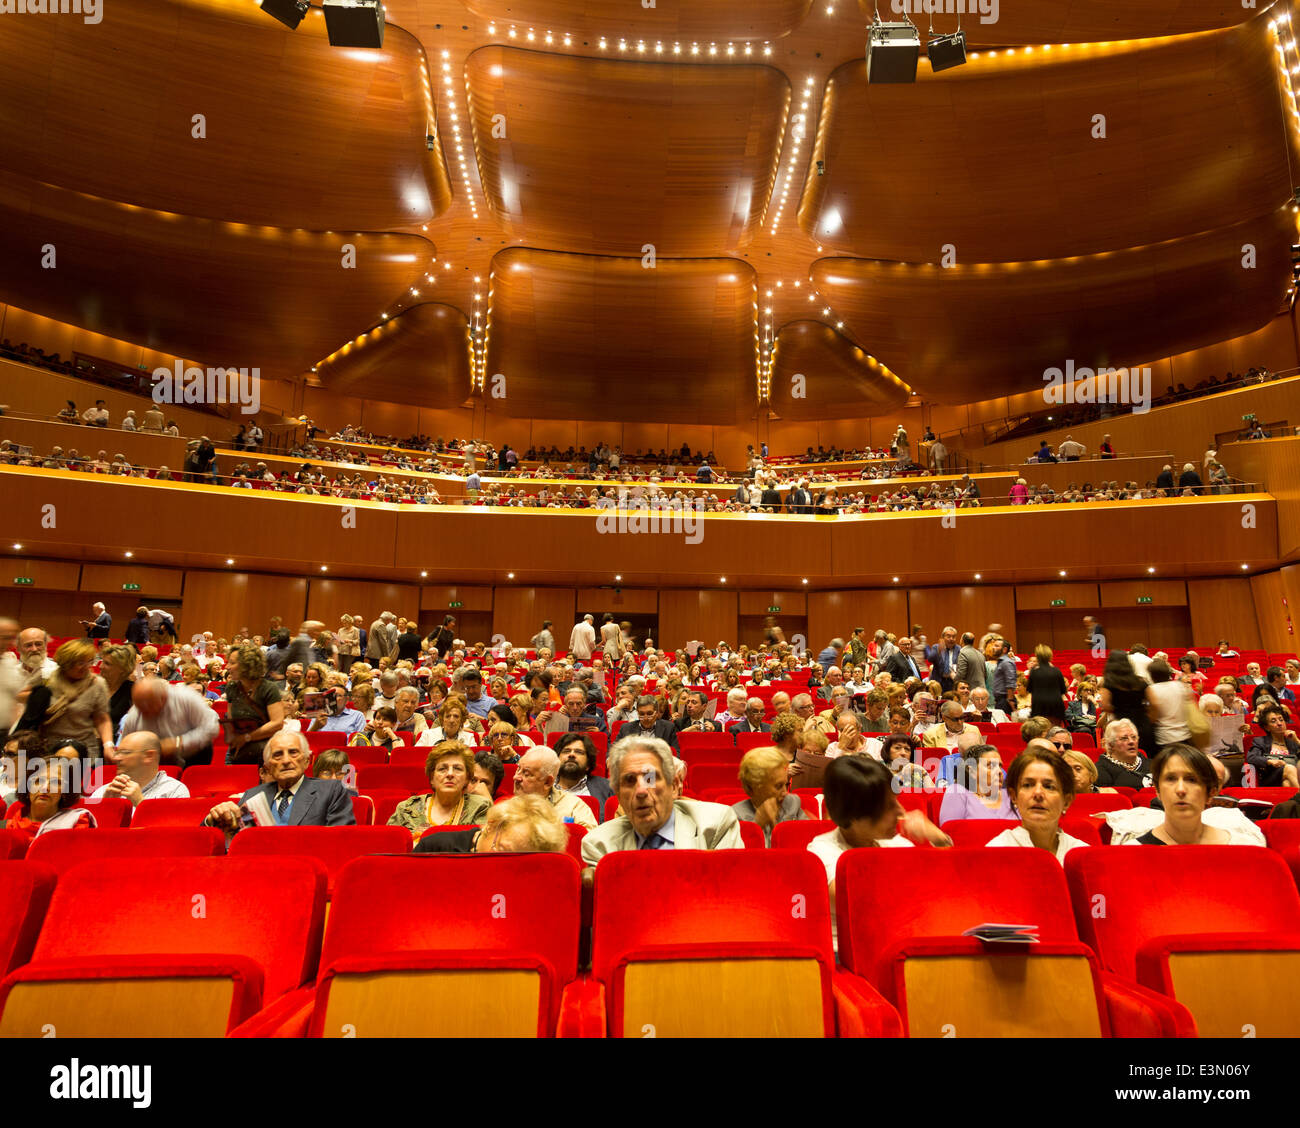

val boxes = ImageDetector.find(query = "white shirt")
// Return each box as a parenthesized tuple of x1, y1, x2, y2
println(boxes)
(1104, 807, 1266, 846)
(1129, 652, 1153, 683)
(416, 727, 475, 747)
(1058, 440, 1086, 458)
(808, 828, 912, 947)
(569, 621, 597, 660)
(987, 825, 1087, 861)
(91, 771, 190, 802)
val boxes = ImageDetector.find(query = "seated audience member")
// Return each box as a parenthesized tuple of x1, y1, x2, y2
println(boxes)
(310, 748, 357, 793)
(732, 697, 771, 734)
(0, 732, 44, 808)
(987, 743, 1087, 861)
(4, 757, 97, 839)
(826, 712, 872, 758)
(459, 668, 497, 720)
(539, 686, 610, 736)
(1238, 662, 1265, 687)
(469, 750, 505, 802)
(204, 731, 355, 832)
(580, 735, 743, 861)
(922, 700, 980, 749)
(553, 733, 614, 817)
(93, 731, 190, 805)
(392, 686, 429, 738)
(714, 688, 749, 729)
(732, 746, 809, 845)
(615, 695, 680, 749)
(306, 685, 366, 735)
(416, 695, 476, 747)
(1095, 718, 1152, 789)
(513, 746, 597, 829)
(349, 706, 400, 752)
(858, 689, 890, 733)
(881, 733, 933, 788)
(1123, 744, 1262, 846)
(964, 686, 1008, 724)
(1045, 727, 1073, 755)
(119, 677, 221, 767)
(673, 688, 720, 733)
(938, 743, 1015, 824)
(486, 721, 526, 764)
(387, 742, 490, 839)
(1065, 681, 1099, 732)
(1246, 703, 1300, 788)
(1062, 748, 1114, 795)
(767, 712, 802, 769)
(413, 794, 569, 854)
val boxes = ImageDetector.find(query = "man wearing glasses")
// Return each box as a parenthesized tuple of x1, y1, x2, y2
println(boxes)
(1046, 727, 1073, 755)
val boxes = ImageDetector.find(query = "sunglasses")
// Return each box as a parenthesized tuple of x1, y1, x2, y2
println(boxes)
(1051, 739, 1072, 750)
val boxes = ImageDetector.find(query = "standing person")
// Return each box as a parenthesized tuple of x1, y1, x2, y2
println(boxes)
(427, 615, 456, 659)
(396, 623, 423, 664)
(124, 607, 150, 647)
(220, 642, 285, 766)
(367, 611, 398, 662)
(14, 640, 114, 760)
(1099, 651, 1157, 758)
(80, 602, 111, 640)
(530, 620, 555, 652)
(1027, 644, 1068, 726)
(569, 614, 597, 661)
(336, 615, 361, 663)
(991, 639, 1018, 714)
(1145, 659, 1193, 752)
(600, 613, 622, 662)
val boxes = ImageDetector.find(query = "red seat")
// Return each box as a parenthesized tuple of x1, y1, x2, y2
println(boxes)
(568, 850, 899, 1037)
(240, 854, 583, 1037)
(736, 731, 776, 753)
(737, 820, 766, 849)
(942, 818, 1021, 848)
(575, 795, 600, 821)
(0, 863, 57, 975)
(333, 745, 388, 767)
(417, 824, 479, 839)
(182, 765, 260, 795)
(228, 826, 411, 896)
(677, 731, 735, 755)
(679, 746, 744, 769)
(1068, 793, 1132, 817)
(350, 795, 374, 825)
(355, 765, 428, 796)
(603, 795, 622, 823)
(564, 822, 587, 863)
(1066, 845, 1300, 1036)
(1222, 787, 1298, 812)
(369, 791, 416, 828)
(837, 848, 1189, 1037)
(682, 763, 740, 793)
(770, 819, 836, 851)
(389, 746, 430, 768)
(304, 731, 349, 750)
(27, 827, 226, 875)
(0, 831, 29, 860)
(130, 797, 227, 829)
(1070, 732, 1096, 749)
(73, 797, 133, 828)
(0, 858, 327, 1036)
(1059, 817, 1106, 848)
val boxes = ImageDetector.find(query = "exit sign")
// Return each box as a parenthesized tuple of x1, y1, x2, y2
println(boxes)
(1136, 595, 1152, 605)
(13, 577, 32, 586)
(1050, 598, 1065, 607)
(767, 605, 781, 613)
(121, 583, 141, 592)
(448, 600, 463, 609)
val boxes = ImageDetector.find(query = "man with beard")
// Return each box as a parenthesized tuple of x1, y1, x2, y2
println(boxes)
(12, 626, 57, 712)
(553, 733, 614, 820)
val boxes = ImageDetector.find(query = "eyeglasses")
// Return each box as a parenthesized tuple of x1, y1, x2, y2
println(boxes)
(1051, 740, 1072, 750)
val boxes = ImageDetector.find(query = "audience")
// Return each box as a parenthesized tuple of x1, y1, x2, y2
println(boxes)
(938, 743, 1015, 824)
(987, 743, 1087, 861)
(387, 743, 491, 839)
(412, 794, 569, 853)
(732, 746, 809, 845)
(93, 731, 190, 805)
(1123, 745, 1260, 846)
(512, 746, 597, 829)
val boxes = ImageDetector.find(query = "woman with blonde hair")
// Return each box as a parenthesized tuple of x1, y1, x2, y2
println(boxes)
(99, 642, 139, 732)
(15, 639, 114, 760)
(336, 614, 361, 661)
(733, 746, 810, 845)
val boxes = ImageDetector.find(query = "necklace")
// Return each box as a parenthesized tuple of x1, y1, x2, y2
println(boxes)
(426, 794, 465, 827)
(1102, 751, 1141, 772)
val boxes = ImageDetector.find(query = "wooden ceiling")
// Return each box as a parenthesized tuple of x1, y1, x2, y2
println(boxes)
(0, 0, 1296, 411)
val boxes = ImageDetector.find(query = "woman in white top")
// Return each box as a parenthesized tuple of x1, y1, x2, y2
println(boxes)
(1145, 658, 1192, 749)
(987, 742, 1087, 862)
(416, 697, 476, 747)
(1125, 743, 1260, 847)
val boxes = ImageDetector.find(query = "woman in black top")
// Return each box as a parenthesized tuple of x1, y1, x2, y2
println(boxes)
(1099, 650, 1157, 757)
(1027, 644, 1068, 725)
(1095, 718, 1153, 789)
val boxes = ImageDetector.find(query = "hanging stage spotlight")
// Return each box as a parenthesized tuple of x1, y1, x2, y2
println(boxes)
(259, 0, 309, 30)
(927, 29, 967, 71)
(866, 21, 919, 83)
(323, 0, 385, 48)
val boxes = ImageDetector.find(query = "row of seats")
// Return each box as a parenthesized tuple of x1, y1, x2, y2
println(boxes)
(0, 845, 1295, 1037)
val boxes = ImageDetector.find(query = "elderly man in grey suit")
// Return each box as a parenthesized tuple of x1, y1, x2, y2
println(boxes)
(581, 735, 743, 862)
(367, 611, 399, 661)
(203, 731, 355, 832)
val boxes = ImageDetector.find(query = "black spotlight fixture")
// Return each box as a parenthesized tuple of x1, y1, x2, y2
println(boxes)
(928, 29, 966, 71)
(259, 0, 310, 30)
(323, 0, 385, 48)
(866, 14, 919, 84)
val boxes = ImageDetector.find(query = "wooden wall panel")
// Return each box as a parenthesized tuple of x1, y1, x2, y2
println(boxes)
(7, 559, 80, 591)
(1222, 436, 1300, 562)
(575, 589, 660, 616)
(0, 416, 190, 473)
(1015, 582, 1101, 611)
(806, 590, 908, 651)
(181, 570, 308, 643)
(738, 591, 808, 616)
(81, 564, 182, 599)
(3, 590, 99, 638)
(658, 590, 738, 651)
(1187, 577, 1263, 651)
(420, 585, 494, 612)
(1099, 580, 1188, 607)
(1250, 566, 1300, 654)
(492, 587, 577, 650)
(909, 586, 1018, 651)
(306, 580, 421, 631)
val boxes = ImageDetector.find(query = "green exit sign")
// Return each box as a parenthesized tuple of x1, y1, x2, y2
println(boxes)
(13, 577, 33, 586)
(1136, 595, 1153, 605)
(1050, 598, 1066, 607)
(767, 605, 781, 613)
(448, 600, 463, 609)
(121, 583, 141, 592)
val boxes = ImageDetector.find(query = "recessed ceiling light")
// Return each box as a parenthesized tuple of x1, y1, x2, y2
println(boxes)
(802, 578, 808, 584)
(1241, 563, 1250, 570)
(124, 551, 134, 558)
(615, 574, 622, 581)
(420, 570, 428, 578)
(1147, 566, 1155, 573)
(11, 544, 20, 551)
(226, 558, 234, 565)
(720, 577, 727, 583)
(974, 573, 982, 580)
(507, 572, 515, 579)
(320, 565, 328, 571)
(1058, 570, 1066, 577)
(892, 576, 899, 583)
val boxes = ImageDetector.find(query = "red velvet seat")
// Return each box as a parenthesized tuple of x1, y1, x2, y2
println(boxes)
(1068, 793, 1133, 817)
(228, 825, 411, 895)
(566, 849, 899, 1037)
(27, 826, 226, 874)
(1066, 845, 1300, 1036)
(682, 763, 741, 793)
(0, 863, 57, 975)
(182, 765, 260, 795)
(130, 797, 227, 829)
(0, 857, 327, 1036)
(304, 731, 349, 750)
(677, 731, 735, 755)
(389, 746, 430, 768)
(350, 795, 374, 825)
(770, 819, 836, 850)
(736, 731, 776, 752)
(942, 818, 1021, 848)
(239, 853, 583, 1037)
(333, 745, 388, 767)
(836, 847, 1191, 1037)
(0, 830, 30, 860)
(355, 765, 428, 795)
(73, 797, 133, 828)
(737, 820, 766, 849)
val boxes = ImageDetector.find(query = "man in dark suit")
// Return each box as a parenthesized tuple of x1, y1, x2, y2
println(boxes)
(882, 637, 923, 682)
(1155, 463, 1175, 496)
(80, 601, 111, 639)
(926, 626, 961, 692)
(203, 731, 355, 832)
(616, 696, 679, 750)
(674, 690, 721, 733)
(786, 481, 812, 515)
(730, 698, 771, 734)
(553, 732, 615, 821)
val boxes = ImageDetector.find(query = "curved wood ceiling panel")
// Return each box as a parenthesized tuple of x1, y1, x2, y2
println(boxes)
(854, 0, 1245, 45)
(317, 303, 473, 405)
(483, 248, 757, 423)
(811, 207, 1297, 402)
(0, 0, 450, 229)
(461, 0, 813, 42)
(467, 48, 789, 255)
(0, 171, 433, 380)
(800, 26, 1293, 263)
(768, 320, 911, 418)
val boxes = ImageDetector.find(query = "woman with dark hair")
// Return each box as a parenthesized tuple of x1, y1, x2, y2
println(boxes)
(1145, 658, 1192, 751)
(988, 745, 1088, 861)
(1099, 650, 1157, 757)
(938, 743, 1015, 824)
(1246, 703, 1300, 788)
(2, 757, 97, 839)
(1128, 744, 1256, 846)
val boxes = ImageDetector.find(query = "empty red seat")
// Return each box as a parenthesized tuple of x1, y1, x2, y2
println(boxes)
(770, 819, 836, 851)
(1068, 793, 1132, 817)
(240, 854, 583, 1037)
(304, 731, 349, 750)
(1066, 845, 1300, 1036)
(943, 819, 1022, 848)
(0, 863, 56, 975)
(73, 797, 133, 828)
(736, 731, 776, 752)
(679, 746, 744, 769)
(0, 857, 327, 1036)
(565, 849, 899, 1037)
(228, 826, 411, 896)
(355, 765, 428, 795)
(737, 820, 766, 849)
(333, 745, 388, 767)
(837, 847, 1190, 1037)
(351, 795, 374, 825)
(0, 830, 31, 860)
(682, 763, 740, 793)
(369, 792, 413, 827)
(27, 827, 225, 875)
(388, 746, 429, 768)
(182, 765, 260, 795)
(130, 797, 224, 829)
(677, 731, 735, 755)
